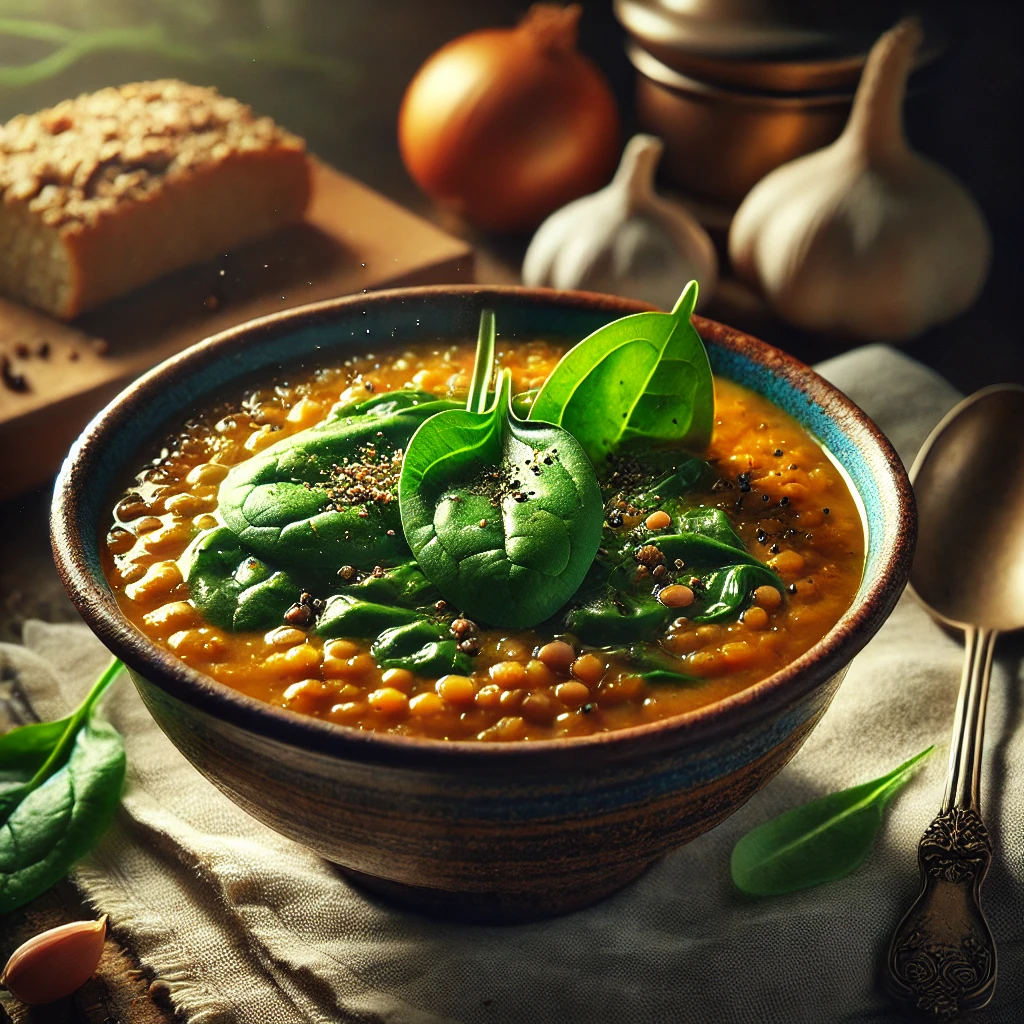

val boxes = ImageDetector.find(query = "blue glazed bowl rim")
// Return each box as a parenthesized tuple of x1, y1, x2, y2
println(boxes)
(51, 285, 916, 770)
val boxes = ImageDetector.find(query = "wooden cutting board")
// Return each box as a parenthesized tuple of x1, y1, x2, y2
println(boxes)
(0, 161, 474, 502)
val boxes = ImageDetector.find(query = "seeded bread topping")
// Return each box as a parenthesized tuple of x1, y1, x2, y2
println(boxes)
(0, 80, 305, 232)
(0, 79, 310, 318)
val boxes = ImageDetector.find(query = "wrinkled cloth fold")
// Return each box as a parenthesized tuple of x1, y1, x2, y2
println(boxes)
(2, 344, 1021, 1023)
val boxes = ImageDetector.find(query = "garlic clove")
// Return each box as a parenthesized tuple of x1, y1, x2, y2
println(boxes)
(1, 915, 107, 1005)
(523, 133, 717, 310)
(728, 18, 990, 342)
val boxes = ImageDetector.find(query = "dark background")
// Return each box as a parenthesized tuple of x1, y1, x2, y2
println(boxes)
(0, 0, 1019, 389)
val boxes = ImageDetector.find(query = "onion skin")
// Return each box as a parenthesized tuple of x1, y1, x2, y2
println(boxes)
(398, 5, 620, 233)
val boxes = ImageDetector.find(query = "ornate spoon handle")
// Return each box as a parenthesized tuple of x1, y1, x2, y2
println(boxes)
(886, 626, 998, 1018)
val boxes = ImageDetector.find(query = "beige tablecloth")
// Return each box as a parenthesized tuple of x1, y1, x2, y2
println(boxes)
(3, 345, 1022, 1023)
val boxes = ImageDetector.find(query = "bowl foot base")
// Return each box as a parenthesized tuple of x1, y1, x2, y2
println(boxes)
(336, 860, 658, 923)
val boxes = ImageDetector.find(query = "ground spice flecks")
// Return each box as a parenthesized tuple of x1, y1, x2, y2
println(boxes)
(322, 443, 403, 509)
(463, 447, 557, 508)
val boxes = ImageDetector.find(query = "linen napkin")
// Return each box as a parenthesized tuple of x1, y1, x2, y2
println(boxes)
(3, 345, 1022, 1024)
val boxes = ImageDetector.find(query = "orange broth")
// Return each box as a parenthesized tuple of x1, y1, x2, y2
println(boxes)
(103, 339, 864, 741)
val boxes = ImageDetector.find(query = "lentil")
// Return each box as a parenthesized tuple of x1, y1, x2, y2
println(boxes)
(571, 654, 606, 685)
(644, 510, 671, 530)
(658, 584, 695, 609)
(436, 674, 476, 704)
(367, 688, 410, 714)
(536, 640, 575, 673)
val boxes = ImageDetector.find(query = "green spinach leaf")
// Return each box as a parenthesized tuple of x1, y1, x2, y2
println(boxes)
(325, 388, 442, 424)
(646, 531, 763, 572)
(0, 718, 72, 775)
(400, 312, 604, 628)
(619, 643, 699, 684)
(0, 660, 126, 914)
(315, 594, 423, 639)
(695, 564, 781, 623)
(371, 619, 472, 677)
(630, 457, 713, 507)
(730, 747, 934, 897)
(559, 502, 781, 640)
(343, 561, 440, 607)
(218, 395, 460, 575)
(564, 589, 671, 646)
(673, 508, 745, 549)
(511, 389, 540, 419)
(181, 526, 305, 632)
(528, 280, 713, 462)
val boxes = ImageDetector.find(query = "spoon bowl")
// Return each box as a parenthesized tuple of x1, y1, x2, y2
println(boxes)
(910, 384, 1024, 632)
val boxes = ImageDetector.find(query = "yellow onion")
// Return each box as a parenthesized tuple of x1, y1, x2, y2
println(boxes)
(398, 4, 620, 233)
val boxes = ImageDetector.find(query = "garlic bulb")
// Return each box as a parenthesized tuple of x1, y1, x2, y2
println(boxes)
(522, 134, 717, 310)
(728, 18, 990, 342)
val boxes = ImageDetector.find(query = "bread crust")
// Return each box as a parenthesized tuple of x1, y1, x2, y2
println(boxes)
(0, 80, 311, 318)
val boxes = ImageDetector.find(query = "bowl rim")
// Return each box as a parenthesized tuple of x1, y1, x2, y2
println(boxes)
(51, 284, 916, 770)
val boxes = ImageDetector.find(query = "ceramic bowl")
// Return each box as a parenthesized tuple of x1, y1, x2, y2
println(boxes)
(52, 286, 915, 922)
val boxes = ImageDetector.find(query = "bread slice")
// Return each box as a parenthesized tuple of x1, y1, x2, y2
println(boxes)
(0, 80, 311, 319)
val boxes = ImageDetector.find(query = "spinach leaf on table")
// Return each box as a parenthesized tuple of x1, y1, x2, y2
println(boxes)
(730, 746, 934, 897)
(528, 280, 713, 463)
(400, 312, 604, 629)
(218, 395, 460, 575)
(0, 659, 125, 915)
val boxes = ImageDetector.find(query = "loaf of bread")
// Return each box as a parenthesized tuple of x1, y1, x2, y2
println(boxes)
(0, 80, 311, 319)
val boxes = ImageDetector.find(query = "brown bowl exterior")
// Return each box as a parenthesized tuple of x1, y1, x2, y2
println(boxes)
(129, 663, 848, 921)
(51, 286, 915, 921)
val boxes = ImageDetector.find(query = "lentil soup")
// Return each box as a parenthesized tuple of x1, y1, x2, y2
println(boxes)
(103, 339, 864, 742)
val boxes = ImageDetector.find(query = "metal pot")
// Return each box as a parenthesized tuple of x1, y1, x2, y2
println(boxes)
(617, 0, 943, 207)
(629, 43, 852, 207)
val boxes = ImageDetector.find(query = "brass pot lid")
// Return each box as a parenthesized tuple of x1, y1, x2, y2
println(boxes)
(615, 0, 944, 94)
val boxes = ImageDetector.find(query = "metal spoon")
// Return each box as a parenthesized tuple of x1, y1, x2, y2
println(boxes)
(887, 384, 1024, 1018)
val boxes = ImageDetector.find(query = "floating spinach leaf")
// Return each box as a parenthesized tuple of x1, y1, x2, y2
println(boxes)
(400, 312, 604, 629)
(619, 643, 699, 684)
(529, 281, 713, 462)
(694, 564, 781, 623)
(219, 395, 459, 575)
(371, 619, 472, 677)
(559, 501, 781, 639)
(344, 561, 440, 608)
(630, 457, 713, 507)
(181, 527, 303, 632)
(673, 508, 745, 549)
(325, 388, 442, 424)
(565, 589, 670, 646)
(647, 531, 763, 572)
(731, 747, 934, 897)
(316, 594, 423, 639)
(0, 659, 125, 914)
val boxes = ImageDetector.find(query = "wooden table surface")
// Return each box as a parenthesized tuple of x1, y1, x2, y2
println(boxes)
(0, 1, 1021, 1021)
